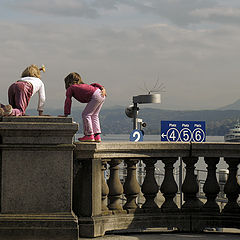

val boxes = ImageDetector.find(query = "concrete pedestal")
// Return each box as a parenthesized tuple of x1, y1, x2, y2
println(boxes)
(0, 116, 79, 240)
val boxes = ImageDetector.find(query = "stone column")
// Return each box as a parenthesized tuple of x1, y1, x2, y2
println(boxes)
(73, 155, 102, 237)
(160, 157, 179, 212)
(123, 159, 140, 211)
(73, 158, 102, 217)
(107, 159, 124, 211)
(202, 157, 220, 213)
(0, 116, 79, 240)
(102, 159, 110, 212)
(223, 157, 240, 214)
(181, 157, 203, 212)
(141, 158, 159, 209)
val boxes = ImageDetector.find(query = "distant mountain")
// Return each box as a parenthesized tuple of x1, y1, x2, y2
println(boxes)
(99, 107, 240, 136)
(135, 108, 240, 136)
(218, 99, 240, 110)
(25, 103, 240, 136)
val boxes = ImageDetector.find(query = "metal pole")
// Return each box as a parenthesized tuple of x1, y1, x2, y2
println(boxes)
(179, 157, 183, 208)
(133, 103, 138, 130)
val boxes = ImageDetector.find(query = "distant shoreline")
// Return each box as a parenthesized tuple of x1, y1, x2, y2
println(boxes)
(75, 134, 224, 142)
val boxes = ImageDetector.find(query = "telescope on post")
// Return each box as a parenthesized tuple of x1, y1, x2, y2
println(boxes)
(125, 79, 164, 141)
(125, 93, 161, 132)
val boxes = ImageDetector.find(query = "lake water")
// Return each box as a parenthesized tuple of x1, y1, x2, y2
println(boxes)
(75, 134, 224, 142)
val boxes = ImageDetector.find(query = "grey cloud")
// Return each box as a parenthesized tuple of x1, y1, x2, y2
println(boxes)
(5, 0, 216, 24)
(6, 0, 240, 26)
(121, 0, 219, 26)
(117, 0, 240, 27)
(191, 7, 240, 25)
(7, 0, 100, 19)
(92, 0, 119, 10)
(6, 0, 121, 19)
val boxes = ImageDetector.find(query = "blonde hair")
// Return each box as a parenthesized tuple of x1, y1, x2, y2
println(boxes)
(64, 72, 84, 89)
(21, 64, 41, 79)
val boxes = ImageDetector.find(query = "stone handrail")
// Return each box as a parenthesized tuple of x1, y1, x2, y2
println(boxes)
(74, 142, 240, 238)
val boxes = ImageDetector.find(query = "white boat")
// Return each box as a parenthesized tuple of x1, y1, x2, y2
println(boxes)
(224, 121, 240, 142)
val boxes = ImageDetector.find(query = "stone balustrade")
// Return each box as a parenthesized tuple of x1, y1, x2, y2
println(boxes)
(0, 117, 240, 239)
(74, 142, 240, 238)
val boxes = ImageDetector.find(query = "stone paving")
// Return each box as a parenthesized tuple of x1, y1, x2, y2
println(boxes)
(79, 229, 240, 240)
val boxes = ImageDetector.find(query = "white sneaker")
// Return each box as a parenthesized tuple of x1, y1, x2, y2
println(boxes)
(0, 104, 13, 116)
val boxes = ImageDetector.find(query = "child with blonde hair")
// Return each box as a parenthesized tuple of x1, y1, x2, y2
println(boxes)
(59, 72, 106, 142)
(0, 64, 46, 116)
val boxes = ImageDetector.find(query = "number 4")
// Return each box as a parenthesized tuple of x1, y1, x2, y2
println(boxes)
(169, 130, 176, 141)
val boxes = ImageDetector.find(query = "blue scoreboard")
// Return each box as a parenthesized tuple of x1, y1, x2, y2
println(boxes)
(161, 121, 206, 142)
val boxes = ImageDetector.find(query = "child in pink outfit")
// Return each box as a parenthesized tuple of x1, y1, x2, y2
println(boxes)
(59, 72, 106, 142)
(0, 64, 46, 117)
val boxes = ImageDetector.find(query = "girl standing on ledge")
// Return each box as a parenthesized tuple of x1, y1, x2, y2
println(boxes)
(59, 72, 106, 142)
(0, 64, 46, 116)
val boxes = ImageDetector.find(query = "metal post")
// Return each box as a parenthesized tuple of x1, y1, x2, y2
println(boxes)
(179, 157, 183, 208)
(133, 103, 138, 130)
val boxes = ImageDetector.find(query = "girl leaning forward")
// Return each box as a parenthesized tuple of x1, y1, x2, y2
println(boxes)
(59, 72, 106, 142)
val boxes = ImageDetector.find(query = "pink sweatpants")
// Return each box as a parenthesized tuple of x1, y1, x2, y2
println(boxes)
(82, 89, 105, 135)
(8, 81, 33, 116)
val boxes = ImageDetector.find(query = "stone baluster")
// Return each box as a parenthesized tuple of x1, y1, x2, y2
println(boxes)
(160, 157, 179, 212)
(107, 159, 124, 210)
(123, 159, 140, 210)
(202, 157, 220, 213)
(222, 157, 240, 214)
(102, 160, 110, 212)
(182, 157, 203, 212)
(141, 158, 159, 209)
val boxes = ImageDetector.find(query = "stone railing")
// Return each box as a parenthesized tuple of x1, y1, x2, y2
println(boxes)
(0, 117, 240, 239)
(74, 142, 240, 238)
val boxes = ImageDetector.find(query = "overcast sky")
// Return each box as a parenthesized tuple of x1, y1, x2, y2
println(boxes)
(1, 0, 240, 111)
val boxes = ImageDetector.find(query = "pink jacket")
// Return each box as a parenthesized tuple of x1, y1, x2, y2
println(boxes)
(64, 83, 103, 115)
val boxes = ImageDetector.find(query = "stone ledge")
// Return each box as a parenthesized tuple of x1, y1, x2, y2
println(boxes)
(74, 142, 240, 159)
(191, 142, 240, 157)
(0, 213, 78, 240)
(74, 142, 190, 159)
(0, 144, 75, 150)
(78, 213, 240, 237)
(78, 213, 190, 237)
(0, 116, 73, 123)
(0, 117, 78, 145)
